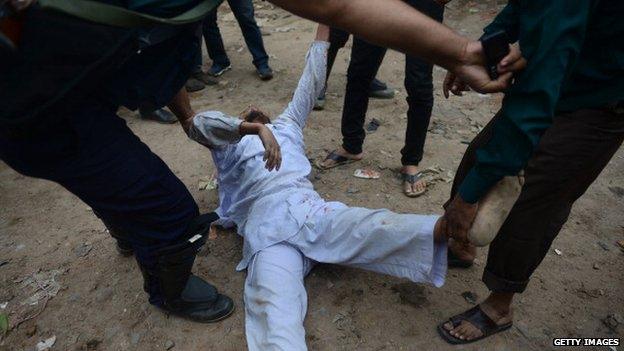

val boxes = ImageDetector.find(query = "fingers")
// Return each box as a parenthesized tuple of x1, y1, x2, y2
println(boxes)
(451, 81, 468, 96)
(498, 56, 527, 75)
(263, 143, 282, 171)
(443, 72, 454, 99)
(480, 71, 513, 94)
(498, 44, 527, 74)
(443, 71, 469, 98)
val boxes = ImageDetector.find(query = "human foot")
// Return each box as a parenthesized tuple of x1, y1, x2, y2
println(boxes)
(401, 165, 426, 197)
(447, 238, 476, 268)
(439, 295, 513, 344)
(316, 147, 362, 170)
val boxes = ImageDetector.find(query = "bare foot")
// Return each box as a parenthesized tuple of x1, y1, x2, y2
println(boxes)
(318, 146, 363, 169)
(401, 165, 426, 197)
(448, 238, 476, 262)
(443, 295, 513, 342)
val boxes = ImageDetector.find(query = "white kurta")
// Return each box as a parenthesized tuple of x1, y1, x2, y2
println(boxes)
(191, 41, 334, 271)
(189, 41, 447, 351)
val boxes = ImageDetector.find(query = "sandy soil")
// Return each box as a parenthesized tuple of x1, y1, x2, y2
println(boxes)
(1, 1, 623, 350)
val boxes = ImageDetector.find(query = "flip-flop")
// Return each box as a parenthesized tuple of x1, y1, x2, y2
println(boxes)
(447, 249, 474, 268)
(437, 305, 513, 345)
(315, 151, 359, 170)
(401, 172, 426, 197)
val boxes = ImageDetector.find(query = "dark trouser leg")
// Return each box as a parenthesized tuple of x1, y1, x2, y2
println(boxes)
(450, 108, 624, 293)
(401, 0, 443, 166)
(341, 39, 386, 155)
(228, 0, 269, 68)
(193, 37, 203, 73)
(202, 7, 231, 67)
(0, 100, 234, 322)
(1, 101, 198, 304)
(326, 28, 350, 84)
(401, 56, 434, 166)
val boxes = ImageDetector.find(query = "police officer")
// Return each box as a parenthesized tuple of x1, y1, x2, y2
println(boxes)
(0, 0, 524, 324)
(0, 0, 235, 322)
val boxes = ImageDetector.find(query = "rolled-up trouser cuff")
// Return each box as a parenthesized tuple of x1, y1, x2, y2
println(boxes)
(482, 269, 529, 293)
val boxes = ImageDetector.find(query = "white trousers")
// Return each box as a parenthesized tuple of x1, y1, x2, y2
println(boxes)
(244, 205, 446, 351)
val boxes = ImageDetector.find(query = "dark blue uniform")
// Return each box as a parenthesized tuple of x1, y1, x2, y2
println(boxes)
(0, 8, 233, 318)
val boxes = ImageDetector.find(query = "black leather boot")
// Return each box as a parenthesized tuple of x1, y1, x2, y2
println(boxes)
(141, 213, 234, 323)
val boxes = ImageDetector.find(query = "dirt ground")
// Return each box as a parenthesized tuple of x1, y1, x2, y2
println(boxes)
(1, 1, 623, 350)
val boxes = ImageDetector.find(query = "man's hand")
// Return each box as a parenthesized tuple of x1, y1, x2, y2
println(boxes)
(452, 41, 526, 94)
(257, 125, 282, 171)
(239, 121, 282, 171)
(443, 71, 468, 98)
(443, 194, 478, 244)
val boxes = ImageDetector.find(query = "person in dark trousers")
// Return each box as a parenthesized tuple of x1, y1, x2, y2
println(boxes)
(313, 27, 395, 111)
(198, 0, 274, 80)
(0, 0, 525, 325)
(439, 0, 624, 344)
(318, 0, 449, 198)
(0, 0, 238, 324)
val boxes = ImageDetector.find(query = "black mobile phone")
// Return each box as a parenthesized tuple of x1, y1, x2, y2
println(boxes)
(480, 30, 510, 79)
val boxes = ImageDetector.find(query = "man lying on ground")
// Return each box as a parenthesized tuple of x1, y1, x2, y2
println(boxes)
(185, 25, 448, 350)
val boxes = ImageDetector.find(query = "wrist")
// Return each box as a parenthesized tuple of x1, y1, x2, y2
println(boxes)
(180, 116, 194, 133)
(451, 40, 484, 74)
(239, 121, 263, 136)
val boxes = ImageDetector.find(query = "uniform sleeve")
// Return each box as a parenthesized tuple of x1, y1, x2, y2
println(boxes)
(188, 111, 243, 149)
(277, 41, 329, 129)
(458, 0, 595, 203)
(481, 0, 520, 42)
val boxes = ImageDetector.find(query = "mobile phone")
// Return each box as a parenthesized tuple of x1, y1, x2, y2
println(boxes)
(480, 30, 510, 79)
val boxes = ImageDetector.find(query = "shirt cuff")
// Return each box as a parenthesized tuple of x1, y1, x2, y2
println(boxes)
(457, 167, 501, 204)
(311, 40, 330, 49)
(189, 111, 243, 148)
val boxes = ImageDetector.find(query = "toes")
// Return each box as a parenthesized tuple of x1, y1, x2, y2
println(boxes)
(443, 321, 454, 331)
(415, 180, 426, 193)
(454, 321, 483, 341)
(454, 323, 471, 339)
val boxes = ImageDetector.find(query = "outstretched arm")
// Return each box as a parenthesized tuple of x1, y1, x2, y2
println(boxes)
(268, 0, 524, 94)
(279, 24, 329, 129)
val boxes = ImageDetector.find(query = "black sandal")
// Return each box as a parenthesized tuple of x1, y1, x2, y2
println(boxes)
(437, 305, 512, 345)
(448, 249, 474, 268)
(315, 150, 359, 170)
